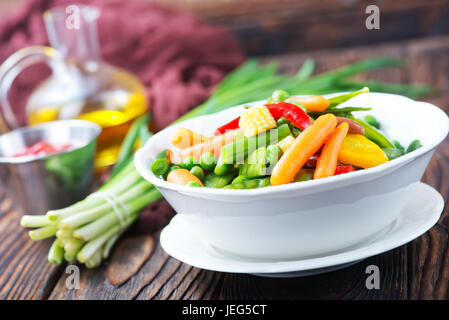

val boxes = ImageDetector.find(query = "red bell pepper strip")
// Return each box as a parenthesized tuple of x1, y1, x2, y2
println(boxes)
(214, 117, 240, 135)
(304, 154, 319, 169)
(334, 165, 356, 175)
(265, 102, 312, 130)
(213, 102, 312, 135)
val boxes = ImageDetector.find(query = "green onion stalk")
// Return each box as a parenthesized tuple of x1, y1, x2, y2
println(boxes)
(20, 57, 433, 268)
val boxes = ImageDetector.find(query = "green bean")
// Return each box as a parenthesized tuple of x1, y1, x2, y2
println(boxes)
(200, 152, 218, 171)
(239, 162, 266, 178)
(327, 87, 369, 108)
(239, 147, 267, 178)
(151, 159, 169, 176)
(351, 118, 394, 149)
(406, 140, 422, 153)
(187, 181, 202, 187)
(220, 124, 292, 164)
(309, 107, 371, 118)
(276, 117, 289, 126)
(204, 172, 236, 188)
(266, 145, 282, 168)
(224, 177, 271, 189)
(382, 148, 403, 160)
(393, 140, 405, 153)
(190, 166, 205, 181)
(232, 175, 248, 184)
(293, 169, 314, 182)
(214, 162, 234, 176)
(364, 115, 380, 129)
(181, 156, 198, 170)
(291, 127, 301, 137)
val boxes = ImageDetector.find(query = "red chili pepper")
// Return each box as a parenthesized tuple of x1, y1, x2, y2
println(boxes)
(265, 102, 312, 130)
(335, 165, 356, 175)
(214, 117, 240, 135)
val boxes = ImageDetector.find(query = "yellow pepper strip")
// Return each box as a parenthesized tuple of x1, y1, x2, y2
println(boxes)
(314, 122, 349, 179)
(271, 113, 337, 185)
(338, 134, 389, 169)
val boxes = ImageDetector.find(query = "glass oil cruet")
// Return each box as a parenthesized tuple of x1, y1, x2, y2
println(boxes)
(0, 5, 148, 169)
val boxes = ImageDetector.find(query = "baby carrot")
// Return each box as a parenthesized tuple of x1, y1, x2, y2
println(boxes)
(291, 95, 329, 112)
(166, 169, 204, 186)
(180, 128, 242, 161)
(271, 114, 337, 185)
(171, 127, 211, 149)
(313, 122, 349, 179)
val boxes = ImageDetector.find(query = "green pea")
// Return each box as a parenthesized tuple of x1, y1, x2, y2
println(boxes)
(200, 152, 218, 171)
(187, 181, 202, 187)
(232, 175, 248, 184)
(271, 89, 290, 102)
(190, 166, 205, 181)
(181, 156, 198, 170)
(364, 115, 380, 129)
(151, 159, 169, 176)
(406, 139, 422, 154)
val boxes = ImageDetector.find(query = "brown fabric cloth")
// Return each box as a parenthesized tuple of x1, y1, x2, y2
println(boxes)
(0, 0, 245, 234)
(0, 0, 245, 128)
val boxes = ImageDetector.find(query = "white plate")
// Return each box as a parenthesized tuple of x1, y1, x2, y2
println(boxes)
(160, 182, 444, 277)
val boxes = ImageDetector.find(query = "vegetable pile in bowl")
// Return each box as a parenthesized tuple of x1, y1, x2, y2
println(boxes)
(150, 88, 422, 190)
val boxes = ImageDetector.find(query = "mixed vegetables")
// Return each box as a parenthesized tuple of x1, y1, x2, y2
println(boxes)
(151, 88, 422, 189)
(19, 57, 431, 268)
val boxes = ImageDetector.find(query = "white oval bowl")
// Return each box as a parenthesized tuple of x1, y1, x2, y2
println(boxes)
(135, 92, 449, 259)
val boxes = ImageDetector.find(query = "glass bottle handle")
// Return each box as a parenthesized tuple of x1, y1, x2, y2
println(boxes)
(0, 46, 63, 131)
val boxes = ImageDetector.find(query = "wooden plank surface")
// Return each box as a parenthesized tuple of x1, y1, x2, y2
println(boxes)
(153, 0, 449, 56)
(3, 0, 449, 56)
(1, 35, 449, 299)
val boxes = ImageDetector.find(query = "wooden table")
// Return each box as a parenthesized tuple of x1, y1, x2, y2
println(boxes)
(1, 35, 449, 300)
